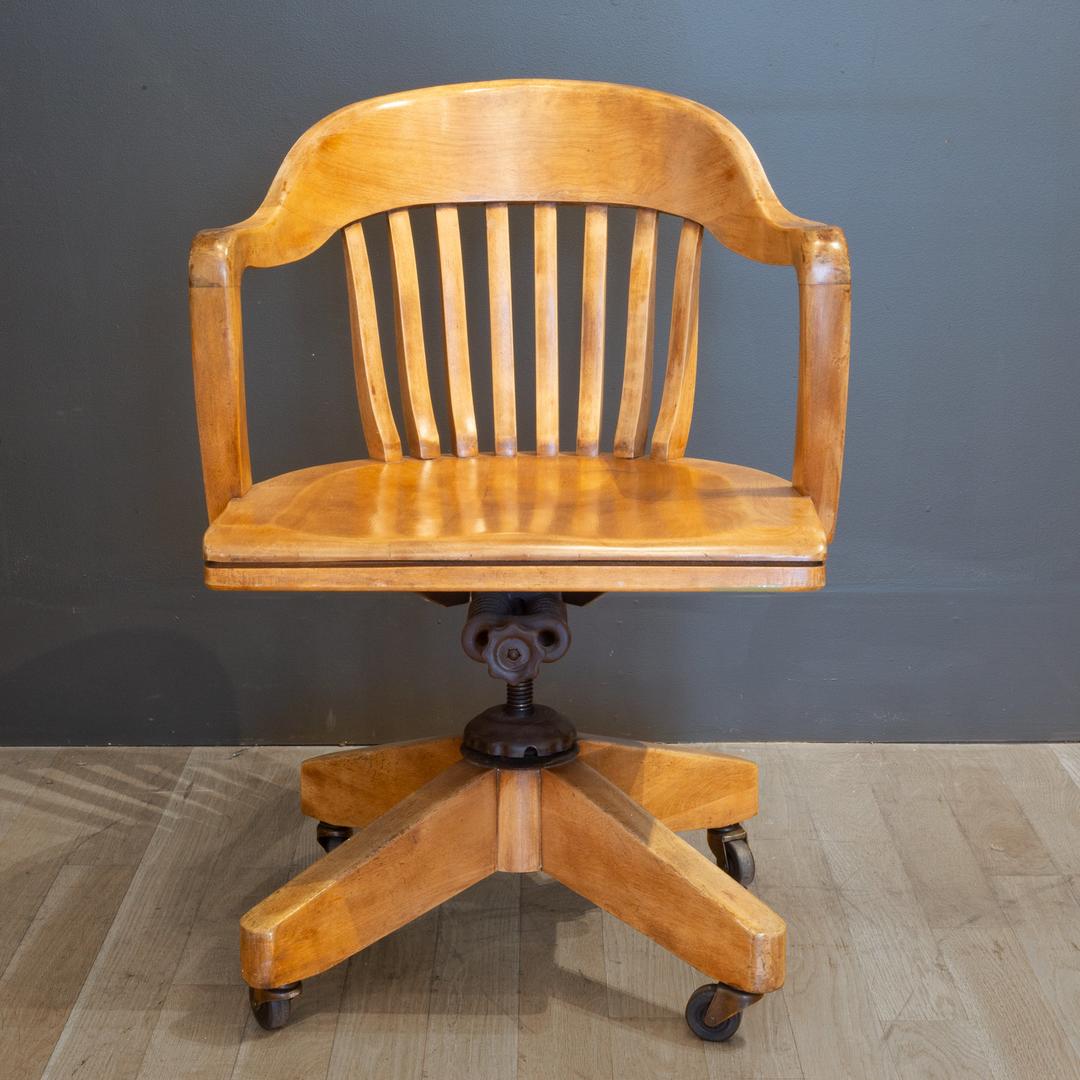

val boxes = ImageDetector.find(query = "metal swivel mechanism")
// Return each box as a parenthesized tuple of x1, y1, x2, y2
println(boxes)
(459, 593, 577, 767)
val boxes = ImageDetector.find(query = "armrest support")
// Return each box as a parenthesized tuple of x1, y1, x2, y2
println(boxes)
(190, 228, 252, 522)
(790, 227, 850, 542)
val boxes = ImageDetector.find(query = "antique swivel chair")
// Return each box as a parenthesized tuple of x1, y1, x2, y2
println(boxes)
(189, 80, 850, 1041)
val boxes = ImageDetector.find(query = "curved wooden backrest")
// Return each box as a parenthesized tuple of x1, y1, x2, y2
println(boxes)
(195, 80, 819, 273)
(190, 80, 850, 537)
(341, 201, 704, 463)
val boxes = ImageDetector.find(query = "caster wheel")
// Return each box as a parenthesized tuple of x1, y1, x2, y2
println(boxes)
(251, 997, 290, 1031)
(316, 821, 353, 854)
(707, 824, 755, 886)
(249, 982, 301, 1031)
(685, 984, 742, 1042)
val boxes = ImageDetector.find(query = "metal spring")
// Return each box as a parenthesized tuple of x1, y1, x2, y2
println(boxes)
(506, 679, 534, 713)
(466, 593, 566, 620)
(466, 593, 515, 620)
(523, 594, 566, 621)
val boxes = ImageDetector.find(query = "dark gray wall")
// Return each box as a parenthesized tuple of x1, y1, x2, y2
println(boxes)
(3, 1, 1078, 745)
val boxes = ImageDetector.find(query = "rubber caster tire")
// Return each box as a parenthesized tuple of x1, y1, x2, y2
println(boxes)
(316, 821, 353, 854)
(249, 982, 301, 1031)
(684, 984, 743, 1042)
(707, 824, 755, 887)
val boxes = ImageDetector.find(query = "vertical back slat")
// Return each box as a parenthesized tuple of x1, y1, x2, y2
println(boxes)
(486, 204, 517, 456)
(342, 224, 403, 462)
(614, 208, 659, 457)
(387, 209, 440, 458)
(534, 203, 559, 456)
(576, 205, 608, 456)
(434, 205, 478, 456)
(651, 219, 703, 461)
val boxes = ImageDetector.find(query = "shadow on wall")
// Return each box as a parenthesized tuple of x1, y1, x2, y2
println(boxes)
(0, 629, 237, 745)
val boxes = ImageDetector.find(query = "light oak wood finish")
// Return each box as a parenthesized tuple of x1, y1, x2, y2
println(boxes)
(11, 744, 1077, 1079)
(578, 736, 758, 829)
(540, 760, 784, 992)
(793, 268, 850, 541)
(485, 202, 517, 456)
(242, 761, 498, 989)
(202, 455, 827, 593)
(496, 769, 542, 873)
(434, 205, 478, 458)
(191, 79, 850, 581)
(300, 735, 461, 828)
(533, 202, 560, 456)
(387, 209, 440, 459)
(206, 561, 824, 593)
(188, 81, 848, 275)
(343, 224, 402, 462)
(243, 740, 781, 996)
(299, 735, 758, 835)
(576, 204, 608, 456)
(652, 219, 704, 461)
(614, 208, 660, 458)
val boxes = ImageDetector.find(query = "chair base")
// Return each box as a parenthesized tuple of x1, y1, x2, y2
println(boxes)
(239, 735, 786, 1030)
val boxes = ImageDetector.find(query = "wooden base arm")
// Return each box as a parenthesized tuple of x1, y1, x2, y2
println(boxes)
(300, 736, 461, 827)
(541, 759, 784, 993)
(242, 761, 495, 987)
(578, 736, 758, 829)
(300, 734, 757, 833)
(255, 738, 780, 997)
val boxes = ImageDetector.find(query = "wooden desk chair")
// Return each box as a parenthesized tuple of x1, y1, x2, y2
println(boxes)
(190, 79, 850, 1041)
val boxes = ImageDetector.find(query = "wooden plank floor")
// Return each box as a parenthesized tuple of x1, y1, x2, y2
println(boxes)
(0, 744, 1077, 1080)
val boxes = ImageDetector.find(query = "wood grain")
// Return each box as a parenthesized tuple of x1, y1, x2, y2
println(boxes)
(342, 223, 402, 461)
(533, 203, 559, 456)
(576, 204, 608, 456)
(189, 278, 250, 520)
(614, 207, 659, 458)
(136, 984, 248, 1079)
(793, 260, 850, 541)
(0, 865, 136, 1079)
(300, 736, 461, 828)
(541, 759, 785, 993)
(422, 876, 520, 1079)
(38, 748, 275, 1079)
(326, 910, 438, 1079)
(578, 736, 758, 829)
(206, 561, 824, 594)
(387, 209, 440, 458)
(884, 1021, 995, 1080)
(872, 747, 1007, 931)
(435, 204, 478, 457)
(187, 80, 844, 275)
(241, 761, 496, 988)
(485, 202, 517, 455)
(518, 874, 609, 1080)
(651, 219, 703, 461)
(496, 768, 541, 872)
(991, 874, 1080, 1061)
(936, 925, 1079, 1078)
(997, 744, 1080, 877)
(203, 455, 827, 566)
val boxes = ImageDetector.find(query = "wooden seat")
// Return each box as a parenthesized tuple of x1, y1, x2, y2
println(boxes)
(189, 79, 850, 1038)
(204, 455, 827, 592)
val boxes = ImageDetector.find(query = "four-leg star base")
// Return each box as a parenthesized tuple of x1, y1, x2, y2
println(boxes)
(239, 736, 786, 1040)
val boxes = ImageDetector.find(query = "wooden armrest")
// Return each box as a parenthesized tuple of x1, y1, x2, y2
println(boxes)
(790, 226, 851, 542)
(189, 225, 254, 522)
